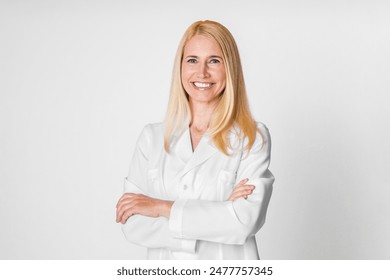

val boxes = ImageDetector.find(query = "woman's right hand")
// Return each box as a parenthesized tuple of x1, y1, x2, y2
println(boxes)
(228, 178, 255, 201)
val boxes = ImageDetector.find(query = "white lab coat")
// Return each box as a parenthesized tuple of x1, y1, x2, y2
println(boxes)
(122, 122, 274, 259)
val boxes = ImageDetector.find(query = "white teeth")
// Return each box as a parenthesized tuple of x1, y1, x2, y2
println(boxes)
(194, 82, 211, 88)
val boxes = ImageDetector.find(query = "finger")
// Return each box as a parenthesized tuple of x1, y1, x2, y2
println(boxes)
(229, 190, 244, 200)
(119, 195, 151, 223)
(116, 196, 140, 222)
(240, 178, 249, 184)
(229, 185, 254, 201)
(231, 185, 255, 196)
(119, 205, 136, 224)
(230, 188, 254, 201)
(233, 184, 255, 191)
(116, 193, 136, 208)
(233, 179, 250, 190)
(230, 193, 247, 201)
(121, 202, 141, 223)
(120, 210, 133, 224)
(236, 178, 249, 187)
(116, 193, 145, 208)
(116, 197, 141, 222)
(116, 196, 137, 215)
(121, 211, 130, 224)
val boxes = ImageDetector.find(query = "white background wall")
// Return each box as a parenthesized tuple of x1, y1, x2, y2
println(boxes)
(1, 0, 389, 259)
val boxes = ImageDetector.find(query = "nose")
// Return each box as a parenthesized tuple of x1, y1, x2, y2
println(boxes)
(197, 62, 210, 79)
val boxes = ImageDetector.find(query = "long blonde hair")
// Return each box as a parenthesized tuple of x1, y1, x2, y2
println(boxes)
(164, 20, 260, 155)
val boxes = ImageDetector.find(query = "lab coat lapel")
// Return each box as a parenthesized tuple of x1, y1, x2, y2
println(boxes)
(173, 128, 193, 164)
(174, 130, 218, 179)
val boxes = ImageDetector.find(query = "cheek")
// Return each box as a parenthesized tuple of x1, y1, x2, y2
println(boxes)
(218, 72, 227, 87)
(214, 67, 226, 84)
(181, 70, 191, 93)
(181, 66, 191, 83)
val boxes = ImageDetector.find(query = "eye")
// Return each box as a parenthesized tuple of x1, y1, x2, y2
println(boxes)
(187, 58, 197, 63)
(209, 58, 221, 64)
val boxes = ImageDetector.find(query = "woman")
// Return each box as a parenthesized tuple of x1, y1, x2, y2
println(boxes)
(116, 20, 274, 260)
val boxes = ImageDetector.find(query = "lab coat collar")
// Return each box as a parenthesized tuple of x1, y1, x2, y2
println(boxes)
(172, 128, 218, 179)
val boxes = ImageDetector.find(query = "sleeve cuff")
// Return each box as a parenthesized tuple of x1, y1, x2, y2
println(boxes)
(169, 199, 188, 237)
(178, 238, 197, 254)
(169, 199, 197, 253)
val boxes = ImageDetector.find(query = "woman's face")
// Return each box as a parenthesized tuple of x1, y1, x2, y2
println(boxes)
(181, 35, 226, 105)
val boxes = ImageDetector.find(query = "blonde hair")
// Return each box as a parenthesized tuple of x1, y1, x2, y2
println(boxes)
(164, 20, 260, 155)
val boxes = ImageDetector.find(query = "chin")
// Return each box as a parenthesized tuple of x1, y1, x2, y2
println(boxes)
(188, 95, 219, 104)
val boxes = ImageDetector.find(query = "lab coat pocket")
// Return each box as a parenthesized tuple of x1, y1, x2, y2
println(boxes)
(217, 170, 237, 201)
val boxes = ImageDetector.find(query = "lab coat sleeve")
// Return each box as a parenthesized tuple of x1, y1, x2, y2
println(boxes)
(121, 124, 196, 253)
(169, 123, 274, 245)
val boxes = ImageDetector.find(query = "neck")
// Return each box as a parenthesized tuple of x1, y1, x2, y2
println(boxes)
(189, 100, 217, 132)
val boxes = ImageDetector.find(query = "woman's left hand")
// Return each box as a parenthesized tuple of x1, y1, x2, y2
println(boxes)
(116, 193, 173, 224)
(228, 178, 255, 201)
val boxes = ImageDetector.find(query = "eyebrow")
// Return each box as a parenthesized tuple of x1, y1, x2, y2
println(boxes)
(184, 55, 223, 60)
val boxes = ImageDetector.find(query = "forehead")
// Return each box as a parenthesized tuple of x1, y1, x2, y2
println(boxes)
(183, 35, 223, 56)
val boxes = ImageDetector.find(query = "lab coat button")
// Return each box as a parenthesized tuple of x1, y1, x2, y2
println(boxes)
(183, 185, 188, 190)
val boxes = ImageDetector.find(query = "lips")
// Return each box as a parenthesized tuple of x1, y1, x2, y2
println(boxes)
(192, 82, 213, 90)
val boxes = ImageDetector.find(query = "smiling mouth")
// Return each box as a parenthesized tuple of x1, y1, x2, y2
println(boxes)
(192, 82, 213, 90)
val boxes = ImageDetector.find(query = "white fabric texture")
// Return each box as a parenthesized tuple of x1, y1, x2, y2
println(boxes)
(122, 122, 274, 259)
